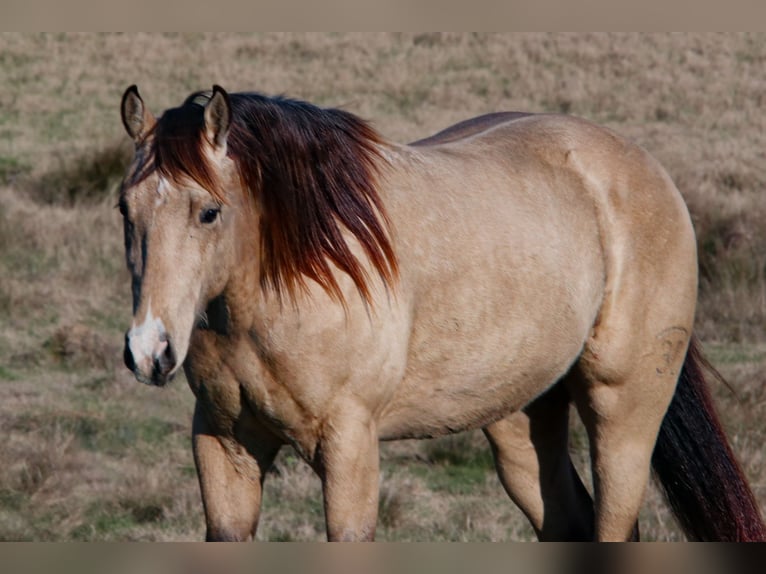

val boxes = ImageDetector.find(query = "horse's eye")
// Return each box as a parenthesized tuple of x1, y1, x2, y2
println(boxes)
(200, 207, 220, 224)
(118, 200, 128, 217)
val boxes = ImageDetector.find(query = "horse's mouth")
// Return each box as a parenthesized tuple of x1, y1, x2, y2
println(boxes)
(133, 368, 176, 388)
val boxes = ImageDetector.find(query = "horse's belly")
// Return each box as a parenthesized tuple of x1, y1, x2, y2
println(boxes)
(378, 352, 579, 440)
(377, 293, 595, 440)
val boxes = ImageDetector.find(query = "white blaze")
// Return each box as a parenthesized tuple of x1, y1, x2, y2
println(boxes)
(128, 301, 168, 373)
(155, 176, 169, 207)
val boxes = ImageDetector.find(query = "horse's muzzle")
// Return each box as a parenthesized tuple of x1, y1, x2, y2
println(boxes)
(124, 328, 177, 386)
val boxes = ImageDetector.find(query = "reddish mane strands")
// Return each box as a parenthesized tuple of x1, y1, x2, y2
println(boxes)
(140, 91, 399, 305)
(227, 94, 399, 305)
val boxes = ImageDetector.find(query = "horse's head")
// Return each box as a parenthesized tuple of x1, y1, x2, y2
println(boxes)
(119, 85, 240, 386)
(119, 85, 399, 385)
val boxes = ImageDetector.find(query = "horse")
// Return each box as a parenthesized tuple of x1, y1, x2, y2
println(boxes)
(118, 84, 765, 542)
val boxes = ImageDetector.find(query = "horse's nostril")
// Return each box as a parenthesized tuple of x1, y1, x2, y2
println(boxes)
(154, 336, 177, 377)
(166, 338, 176, 365)
(123, 332, 136, 372)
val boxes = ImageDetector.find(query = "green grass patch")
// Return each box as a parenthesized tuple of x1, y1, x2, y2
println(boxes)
(11, 410, 181, 456)
(0, 365, 20, 381)
(0, 155, 30, 184)
(74, 416, 179, 455)
(69, 501, 139, 540)
(424, 434, 494, 468)
(180, 464, 197, 478)
(260, 496, 325, 542)
(398, 434, 496, 495)
(705, 343, 766, 365)
(412, 462, 491, 495)
(0, 489, 25, 512)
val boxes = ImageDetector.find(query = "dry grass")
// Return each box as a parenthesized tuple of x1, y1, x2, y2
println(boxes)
(1, 32, 765, 541)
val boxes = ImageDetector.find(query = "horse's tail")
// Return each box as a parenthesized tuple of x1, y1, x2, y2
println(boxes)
(651, 335, 766, 541)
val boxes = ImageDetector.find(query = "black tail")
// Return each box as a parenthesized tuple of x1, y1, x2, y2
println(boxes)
(651, 335, 766, 541)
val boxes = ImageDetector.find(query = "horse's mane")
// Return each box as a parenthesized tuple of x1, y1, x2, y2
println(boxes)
(134, 91, 399, 306)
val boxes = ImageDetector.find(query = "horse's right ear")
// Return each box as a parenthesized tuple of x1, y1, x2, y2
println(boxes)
(121, 85, 155, 142)
(203, 85, 231, 155)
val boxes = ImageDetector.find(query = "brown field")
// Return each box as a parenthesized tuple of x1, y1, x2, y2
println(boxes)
(1, 32, 765, 541)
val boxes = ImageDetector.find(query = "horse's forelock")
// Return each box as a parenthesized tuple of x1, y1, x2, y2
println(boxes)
(130, 100, 228, 203)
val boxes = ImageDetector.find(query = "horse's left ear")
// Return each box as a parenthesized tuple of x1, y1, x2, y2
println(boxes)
(121, 85, 155, 142)
(204, 85, 231, 155)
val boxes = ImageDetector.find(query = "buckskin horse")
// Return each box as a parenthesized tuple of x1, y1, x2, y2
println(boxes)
(118, 84, 765, 541)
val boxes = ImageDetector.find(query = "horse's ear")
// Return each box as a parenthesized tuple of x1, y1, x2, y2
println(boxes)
(204, 85, 231, 155)
(121, 85, 155, 142)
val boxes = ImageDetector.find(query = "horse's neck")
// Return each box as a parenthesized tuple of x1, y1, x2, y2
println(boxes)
(218, 144, 405, 335)
(222, 240, 306, 335)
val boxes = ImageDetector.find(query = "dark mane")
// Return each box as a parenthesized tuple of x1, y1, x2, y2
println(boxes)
(139, 91, 399, 305)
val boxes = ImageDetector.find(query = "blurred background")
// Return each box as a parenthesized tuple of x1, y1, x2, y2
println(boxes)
(0, 32, 764, 540)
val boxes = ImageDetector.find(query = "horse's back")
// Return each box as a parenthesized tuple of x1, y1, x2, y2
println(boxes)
(409, 111, 534, 146)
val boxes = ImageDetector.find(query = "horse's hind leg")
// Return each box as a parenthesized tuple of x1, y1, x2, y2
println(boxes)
(483, 382, 594, 541)
(569, 325, 690, 541)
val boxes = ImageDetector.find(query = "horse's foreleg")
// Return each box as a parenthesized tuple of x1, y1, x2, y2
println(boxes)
(317, 412, 380, 541)
(483, 382, 594, 541)
(192, 401, 282, 541)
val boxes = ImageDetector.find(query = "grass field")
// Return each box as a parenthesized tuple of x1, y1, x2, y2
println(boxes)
(1, 32, 765, 541)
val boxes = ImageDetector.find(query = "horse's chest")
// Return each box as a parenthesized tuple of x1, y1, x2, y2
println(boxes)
(187, 324, 395, 457)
